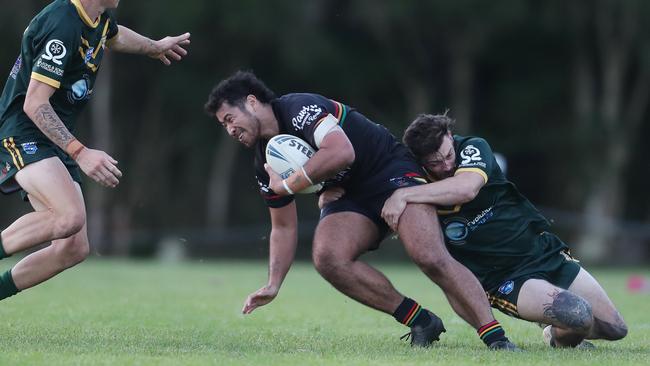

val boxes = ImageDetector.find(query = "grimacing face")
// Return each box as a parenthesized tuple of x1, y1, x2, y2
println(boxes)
(215, 101, 261, 148)
(421, 133, 456, 181)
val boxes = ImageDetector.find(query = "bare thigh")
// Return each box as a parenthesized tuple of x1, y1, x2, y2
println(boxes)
(313, 211, 380, 260)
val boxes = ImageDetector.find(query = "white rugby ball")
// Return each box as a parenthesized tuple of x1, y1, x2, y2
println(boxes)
(265, 134, 323, 194)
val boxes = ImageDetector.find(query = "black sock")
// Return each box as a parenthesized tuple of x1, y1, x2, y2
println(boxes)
(478, 320, 508, 346)
(393, 297, 432, 328)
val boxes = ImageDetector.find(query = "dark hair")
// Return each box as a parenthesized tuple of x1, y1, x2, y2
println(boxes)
(403, 113, 455, 160)
(204, 70, 276, 116)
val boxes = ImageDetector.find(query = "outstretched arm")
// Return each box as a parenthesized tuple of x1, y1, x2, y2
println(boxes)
(106, 25, 190, 65)
(242, 201, 298, 314)
(23, 79, 122, 187)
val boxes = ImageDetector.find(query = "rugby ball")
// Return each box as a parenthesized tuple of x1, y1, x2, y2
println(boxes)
(265, 134, 323, 194)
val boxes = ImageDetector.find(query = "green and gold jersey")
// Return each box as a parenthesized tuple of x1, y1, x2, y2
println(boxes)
(436, 135, 557, 290)
(0, 0, 118, 139)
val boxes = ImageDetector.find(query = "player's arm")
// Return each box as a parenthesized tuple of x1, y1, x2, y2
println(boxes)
(381, 172, 486, 231)
(23, 79, 122, 187)
(276, 120, 354, 195)
(242, 202, 298, 314)
(106, 25, 190, 65)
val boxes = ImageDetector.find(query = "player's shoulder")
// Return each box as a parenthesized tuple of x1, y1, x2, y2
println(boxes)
(454, 135, 491, 150)
(31, 1, 82, 36)
(276, 93, 330, 106)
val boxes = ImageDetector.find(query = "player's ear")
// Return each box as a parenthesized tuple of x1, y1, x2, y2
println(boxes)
(246, 95, 258, 111)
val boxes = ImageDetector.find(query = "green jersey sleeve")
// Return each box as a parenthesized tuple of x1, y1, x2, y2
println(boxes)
(30, 17, 80, 89)
(106, 13, 119, 40)
(455, 137, 493, 183)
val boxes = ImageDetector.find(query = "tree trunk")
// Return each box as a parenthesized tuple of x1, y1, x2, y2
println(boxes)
(205, 134, 238, 228)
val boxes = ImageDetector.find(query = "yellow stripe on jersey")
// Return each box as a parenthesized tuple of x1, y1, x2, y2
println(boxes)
(437, 204, 462, 215)
(9, 138, 25, 168)
(71, 0, 100, 28)
(3, 138, 23, 170)
(455, 167, 488, 183)
(31, 72, 61, 89)
(93, 20, 111, 58)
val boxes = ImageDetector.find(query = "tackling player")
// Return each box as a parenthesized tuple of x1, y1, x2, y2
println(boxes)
(0, 0, 189, 302)
(205, 71, 518, 350)
(380, 113, 628, 347)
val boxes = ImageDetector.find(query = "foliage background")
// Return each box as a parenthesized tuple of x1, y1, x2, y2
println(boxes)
(0, 0, 649, 264)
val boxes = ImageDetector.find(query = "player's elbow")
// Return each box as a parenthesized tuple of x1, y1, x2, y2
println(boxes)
(456, 183, 480, 203)
(23, 98, 37, 118)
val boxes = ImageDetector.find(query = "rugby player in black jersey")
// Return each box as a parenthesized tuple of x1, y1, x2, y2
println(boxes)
(205, 71, 518, 350)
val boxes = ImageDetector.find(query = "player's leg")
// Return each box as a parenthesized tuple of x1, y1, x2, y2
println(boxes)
(397, 203, 514, 349)
(517, 279, 593, 347)
(0, 158, 87, 300)
(10, 182, 89, 291)
(1, 157, 85, 255)
(312, 211, 445, 346)
(567, 268, 628, 341)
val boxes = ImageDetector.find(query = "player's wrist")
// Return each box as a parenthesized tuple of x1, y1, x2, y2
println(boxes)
(65, 139, 86, 161)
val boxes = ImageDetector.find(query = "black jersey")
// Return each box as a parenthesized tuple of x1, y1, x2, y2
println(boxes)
(254, 93, 408, 208)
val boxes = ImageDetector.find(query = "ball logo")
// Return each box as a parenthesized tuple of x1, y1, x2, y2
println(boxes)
(41, 39, 67, 65)
(460, 145, 481, 165)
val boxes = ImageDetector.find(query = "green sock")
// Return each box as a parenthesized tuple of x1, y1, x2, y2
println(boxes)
(0, 269, 20, 301)
(0, 236, 9, 259)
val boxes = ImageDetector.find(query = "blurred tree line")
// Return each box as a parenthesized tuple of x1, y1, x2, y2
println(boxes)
(0, 0, 648, 263)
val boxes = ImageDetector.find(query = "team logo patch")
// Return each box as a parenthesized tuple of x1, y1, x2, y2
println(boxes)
(292, 105, 322, 131)
(41, 39, 67, 65)
(21, 142, 38, 155)
(9, 56, 22, 79)
(498, 280, 515, 295)
(460, 144, 482, 165)
(84, 47, 95, 63)
(443, 219, 469, 245)
(68, 76, 92, 103)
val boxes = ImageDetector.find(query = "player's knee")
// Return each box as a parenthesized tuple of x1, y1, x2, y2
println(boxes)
(56, 238, 90, 268)
(53, 211, 86, 238)
(551, 291, 594, 333)
(412, 254, 453, 280)
(312, 249, 346, 278)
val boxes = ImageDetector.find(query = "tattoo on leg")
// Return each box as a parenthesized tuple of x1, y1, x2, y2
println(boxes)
(542, 290, 593, 332)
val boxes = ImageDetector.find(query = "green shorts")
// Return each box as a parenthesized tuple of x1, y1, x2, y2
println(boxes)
(485, 232, 582, 319)
(0, 135, 82, 197)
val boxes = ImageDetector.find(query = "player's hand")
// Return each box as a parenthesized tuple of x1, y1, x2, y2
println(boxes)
(149, 32, 191, 65)
(381, 189, 408, 232)
(264, 163, 290, 196)
(318, 186, 345, 209)
(75, 147, 122, 188)
(242, 285, 279, 314)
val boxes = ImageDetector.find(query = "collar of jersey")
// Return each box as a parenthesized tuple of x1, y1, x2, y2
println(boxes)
(71, 0, 101, 28)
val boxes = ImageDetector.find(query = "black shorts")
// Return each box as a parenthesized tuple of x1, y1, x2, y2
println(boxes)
(485, 232, 582, 318)
(0, 134, 82, 197)
(320, 148, 426, 248)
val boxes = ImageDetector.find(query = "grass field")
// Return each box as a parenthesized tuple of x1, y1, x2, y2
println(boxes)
(0, 259, 647, 365)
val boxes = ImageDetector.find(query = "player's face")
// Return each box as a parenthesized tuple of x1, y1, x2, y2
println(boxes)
(422, 133, 456, 180)
(215, 101, 261, 148)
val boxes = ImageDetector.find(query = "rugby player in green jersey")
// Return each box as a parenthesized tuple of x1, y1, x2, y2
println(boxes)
(0, 0, 189, 301)
(377, 113, 628, 348)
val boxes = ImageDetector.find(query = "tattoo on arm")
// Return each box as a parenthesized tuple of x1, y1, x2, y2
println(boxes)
(33, 104, 75, 149)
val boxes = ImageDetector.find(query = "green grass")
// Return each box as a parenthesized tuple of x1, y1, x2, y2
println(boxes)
(0, 259, 647, 365)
